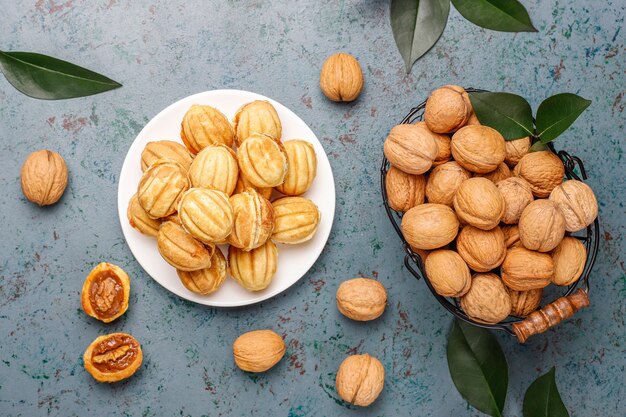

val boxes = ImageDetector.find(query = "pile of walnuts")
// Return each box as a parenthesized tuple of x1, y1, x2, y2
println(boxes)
(384, 85, 598, 324)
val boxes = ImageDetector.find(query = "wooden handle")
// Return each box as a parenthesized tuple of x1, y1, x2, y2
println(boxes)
(512, 288, 590, 343)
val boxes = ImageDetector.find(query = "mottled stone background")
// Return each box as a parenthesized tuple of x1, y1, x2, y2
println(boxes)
(0, 1, 624, 416)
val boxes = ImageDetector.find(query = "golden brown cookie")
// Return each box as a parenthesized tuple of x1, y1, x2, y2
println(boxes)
(237, 133, 288, 188)
(228, 189, 275, 251)
(275, 140, 317, 196)
(178, 188, 234, 244)
(84, 333, 142, 383)
(137, 159, 190, 219)
(81, 263, 130, 323)
(271, 197, 321, 244)
(228, 241, 278, 292)
(180, 104, 234, 153)
(233, 100, 282, 146)
(177, 248, 227, 295)
(188, 145, 239, 195)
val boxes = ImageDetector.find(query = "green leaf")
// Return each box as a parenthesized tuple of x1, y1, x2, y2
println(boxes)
(469, 92, 534, 140)
(529, 141, 548, 152)
(535, 93, 591, 144)
(390, 0, 451, 73)
(0, 51, 122, 100)
(447, 320, 508, 417)
(451, 0, 537, 32)
(523, 367, 570, 417)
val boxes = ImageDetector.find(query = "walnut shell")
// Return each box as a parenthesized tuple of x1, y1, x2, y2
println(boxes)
(456, 225, 506, 272)
(233, 174, 273, 200)
(453, 178, 505, 230)
(140, 140, 193, 171)
(228, 241, 278, 291)
(237, 133, 288, 188)
(275, 140, 317, 196)
(501, 225, 521, 248)
(157, 221, 213, 271)
(460, 273, 511, 324)
(180, 104, 235, 153)
(81, 263, 130, 323)
(83, 333, 142, 383)
(518, 199, 565, 252)
(233, 100, 282, 146)
(20, 149, 68, 206)
(451, 125, 506, 173)
(496, 177, 534, 224)
(336, 278, 387, 321)
(475, 163, 511, 184)
(178, 188, 234, 244)
(233, 330, 286, 372)
(424, 250, 471, 297)
(127, 194, 162, 237)
(336, 354, 384, 407)
(383, 124, 438, 175)
(551, 237, 587, 286)
(188, 145, 239, 196)
(416, 122, 450, 166)
(513, 151, 564, 197)
(504, 137, 531, 167)
(385, 166, 426, 212)
(501, 247, 554, 291)
(401, 204, 459, 250)
(177, 247, 227, 294)
(319, 53, 363, 102)
(228, 189, 274, 251)
(509, 288, 542, 317)
(424, 85, 472, 133)
(271, 197, 321, 244)
(137, 159, 190, 219)
(549, 180, 598, 232)
(425, 161, 471, 206)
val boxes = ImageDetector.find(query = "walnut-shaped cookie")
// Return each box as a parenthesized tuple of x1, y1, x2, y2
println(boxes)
(157, 221, 213, 271)
(233, 100, 282, 146)
(84, 333, 142, 383)
(237, 133, 288, 188)
(81, 263, 130, 323)
(229, 241, 278, 292)
(137, 159, 190, 219)
(140, 140, 193, 171)
(180, 104, 235, 153)
(275, 140, 317, 196)
(272, 197, 321, 244)
(178, 188, 234, 244)
(228, 189, 274, 251)
(233, 174, 273, 200)
(177, 247, 227, 295)
(188, 145, 239, 196)
(127, 194, 162, 237)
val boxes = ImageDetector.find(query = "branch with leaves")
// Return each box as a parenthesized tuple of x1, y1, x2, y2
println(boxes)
(391, 0, 537, 72)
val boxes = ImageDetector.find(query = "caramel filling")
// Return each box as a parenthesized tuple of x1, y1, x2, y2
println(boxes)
(88, 270, 124, 319)
(91, 335, 139, 373)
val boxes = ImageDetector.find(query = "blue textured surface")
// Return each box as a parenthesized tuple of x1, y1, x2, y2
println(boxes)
(0, 1, 624, 416)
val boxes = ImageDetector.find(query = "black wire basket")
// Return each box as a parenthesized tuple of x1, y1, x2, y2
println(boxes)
(381, 88, 600, 342)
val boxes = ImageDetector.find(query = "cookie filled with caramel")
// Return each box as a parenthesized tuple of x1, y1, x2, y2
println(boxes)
(84, 332, 143, 383)
(81, 263, 130, 323)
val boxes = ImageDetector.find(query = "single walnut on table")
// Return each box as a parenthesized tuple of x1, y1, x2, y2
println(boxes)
(233, 329, 286, 372)
(20, 149, 68, 206)
(336, 354, 385, 407)
(319, 53, 364, 102)
(336, 278, 387, 321)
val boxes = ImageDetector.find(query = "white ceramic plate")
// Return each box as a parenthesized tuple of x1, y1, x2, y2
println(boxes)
(117, 90, 335, 307)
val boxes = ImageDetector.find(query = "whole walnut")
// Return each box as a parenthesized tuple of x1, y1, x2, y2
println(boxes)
(178, 188, 234, 244)
(496, 177, 534, 224)
(501, 225, 521, 248)
(137, 159, 190, 219)
(466, 111, 480, 126)
(319, 53, 363, 102)
(416, 122, 450, 166)
(180, 104, 235, 153)
(425, 161, 471, 206)
(509, 288, 542, 317)
(383, 124, 438, 175)
(385, 166, 426, 212)
(424, 250, 471, 297)
(140, 140, 193, 171)
(157, 221, 213, 271)
(275, 140, 317, 196)
(188, 145, 239, 196)
(456, 225, 506, 272)
(504, 137, 531, 167)
(233, 100, 282, 146)
(401, 204, 459, 250)
(501, 247, 554, 291)
(518, 200, 565, 252)
(460, 273, 511, 324)
(233, 330, 285, 372)
(475, 162, 511, 184)
(513, 151, 564, 197)
(549, 180, 598, 232)
(336, 278, 387, 321)
(551, 237, 587, 286)
(336, 354, 384, 407)
(451, 125, 506, 173)
(424, 85, 472, 133)
(20, 150, 68, 206)
(453, 178, 505, 230)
